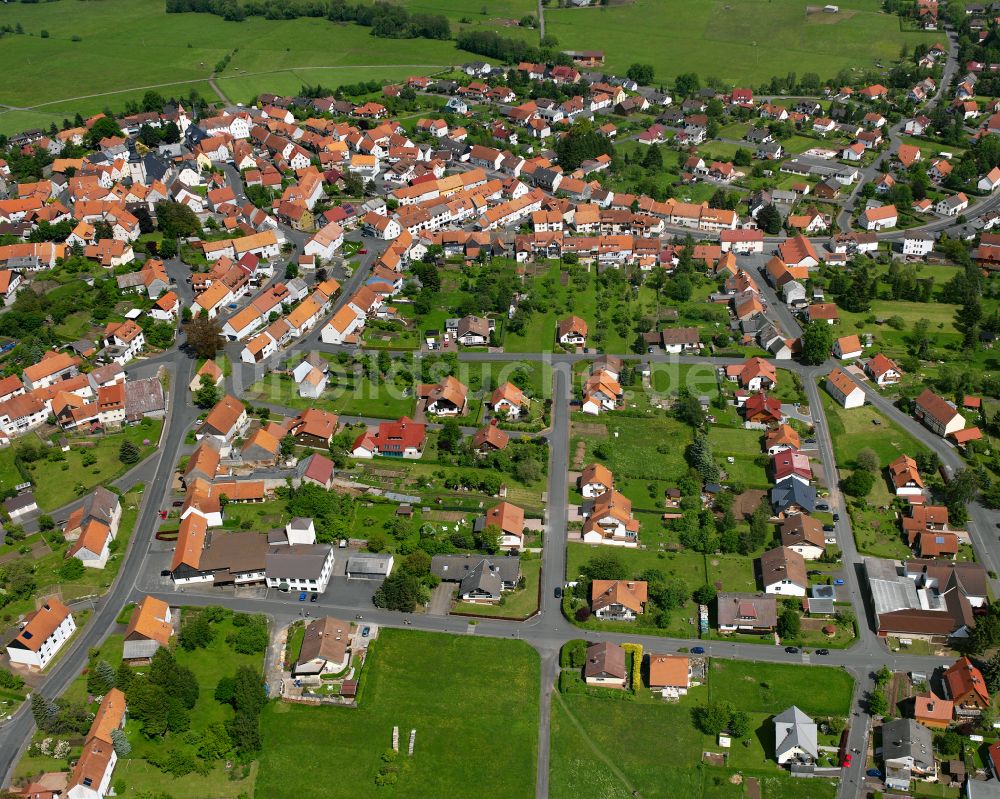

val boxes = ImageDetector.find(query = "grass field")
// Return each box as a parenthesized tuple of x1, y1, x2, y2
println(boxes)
(256, 629, 539, 799)
(550, 659, 851, 799)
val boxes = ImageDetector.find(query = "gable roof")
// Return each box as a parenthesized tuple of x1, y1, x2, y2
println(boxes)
(125, 596, 173, 647)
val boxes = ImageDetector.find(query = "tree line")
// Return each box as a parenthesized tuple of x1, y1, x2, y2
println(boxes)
(166, 0, 450, 39)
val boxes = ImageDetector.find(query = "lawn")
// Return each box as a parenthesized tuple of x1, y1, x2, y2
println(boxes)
(453, 556, 541, 618)
(246, 370, 415, 420)
(819, 389, 930, 472)
(504, 263, 643, 354)
(0, 420, 163, 510)
(649, 362, 721, 397)
(550, 658, 850, 799)
(256, 629, 539, 799)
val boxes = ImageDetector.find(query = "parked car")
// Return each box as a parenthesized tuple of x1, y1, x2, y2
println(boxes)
(834, 578, 845, 586)
(816, 503, 829, 511)
(298, 592, 307, 601)
(160, 569, 171, 577)
(691, 646, 705, 654)
(310, 593, 318, 602)
(816, 648, 830, 655)
(554, 587, 562, 599)
(784, 646, 799, 654)
(807, 570, 822, 576)
(866, 769, 883, 778)
(832, 513, 840, 521)
(172, 500, 183, 507)
(362, 626, 371, 637)
(823, 524, 835, 532)
(842, 753, 853, 767)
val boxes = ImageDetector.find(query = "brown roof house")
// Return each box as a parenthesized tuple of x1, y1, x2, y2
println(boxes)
(583, 641, 627, 688)
(914, 389, 966, 438)
(294, 616, 353, 677)
(557, 315, 588, 347)
(716, 592, 778, 634)
(591, 579, 647, 621)
(473, 425, 509, 453)
(779, 515, 827, 560)
(759, 546, 809, 597)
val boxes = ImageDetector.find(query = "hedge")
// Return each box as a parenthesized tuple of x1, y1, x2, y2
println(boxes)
(620, 643, 644, 693)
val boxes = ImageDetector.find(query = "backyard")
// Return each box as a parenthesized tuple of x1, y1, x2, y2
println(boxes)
(14, 610, 264, 799)
(550, 658, 851, 799)
(256, 629, 539, 798)
(0, 420, 163, 511)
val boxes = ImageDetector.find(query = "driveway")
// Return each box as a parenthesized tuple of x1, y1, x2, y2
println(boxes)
(427, 583, 454, 616)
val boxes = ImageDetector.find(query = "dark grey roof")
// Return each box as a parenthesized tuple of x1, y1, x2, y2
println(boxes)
(265, 544, 331, 580)
(881, 718, 934, 770)
(346, 553, 394, 576)
(125, 376, 166, 419)
(771, 481, 816, 513)
(431, 554, 520, 587)
(4, 492, 36, 514)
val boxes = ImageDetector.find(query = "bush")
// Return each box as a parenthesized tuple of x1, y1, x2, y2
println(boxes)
(561, 639, 588, 669)
(574, 607, 591, 622)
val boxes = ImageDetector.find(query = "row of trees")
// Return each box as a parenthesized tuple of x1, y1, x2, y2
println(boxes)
(167, 0, 450, 39)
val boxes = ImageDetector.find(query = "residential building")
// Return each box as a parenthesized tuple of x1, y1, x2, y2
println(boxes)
(774, 706, 818, 766)
(826, 367, 865, 408)
(294, 616, 353, 676)
(914, 388, 965, 437)
(430, 554, 521, 603)
(716, 592, 778, 634)
(882, 718, 936, 791)
(583, 641, 627, 688)
(942, 656, 991, 717)
(759, 546, 808, 596)
(591, 579, 648, 621)
(6, 597, 76, 669)
(647, 654, 692, 699)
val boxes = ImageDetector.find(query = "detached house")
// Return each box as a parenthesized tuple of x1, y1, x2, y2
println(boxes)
(759, 546, 808, 597)
(591, 579, 647, 621)
(579, 462, 614, 498)
(421, 375, 468, 416)
(826, 367, 865, 409)
(557, 315, 588, 347)
(942, 656, 991, 717)
(867, 353, 903, 386)
(583, 642, 627, 688)
(6, 597, 76, 669)
(914, 389, 965, 437)
(470, 501, 525, 551)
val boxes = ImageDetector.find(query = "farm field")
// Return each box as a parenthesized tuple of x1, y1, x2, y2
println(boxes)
(549, 659, 851, 799)
(0, 0, 456, 135)
(256, 629, 539, 799)
(543, 0, 936, 86)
